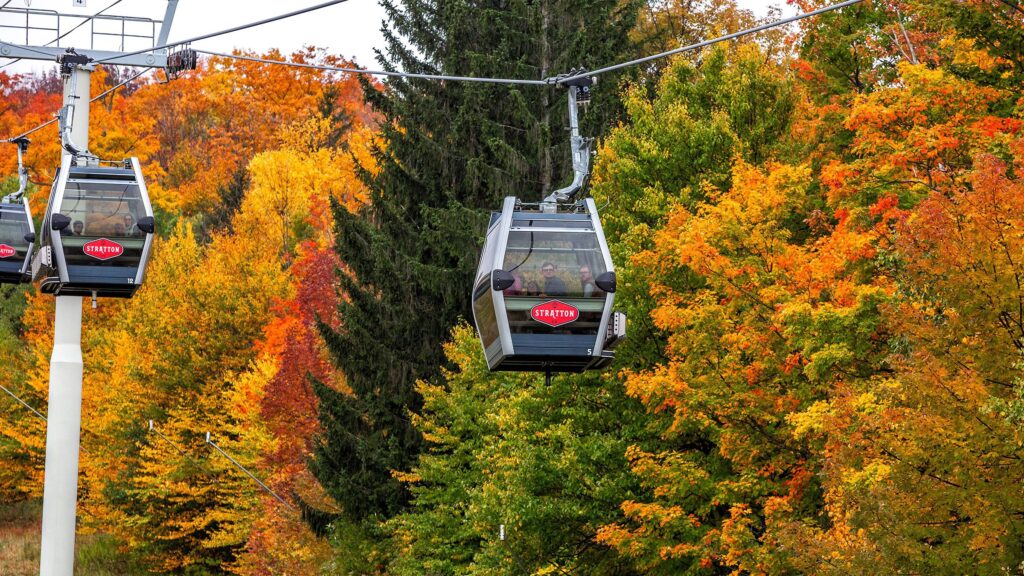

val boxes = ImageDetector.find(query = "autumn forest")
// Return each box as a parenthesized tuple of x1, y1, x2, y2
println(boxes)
(1, 0, 1023, 574)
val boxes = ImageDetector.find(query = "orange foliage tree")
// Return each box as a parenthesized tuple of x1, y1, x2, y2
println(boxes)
(596, 30, 1024, 573)
(0, 49, 375, 573)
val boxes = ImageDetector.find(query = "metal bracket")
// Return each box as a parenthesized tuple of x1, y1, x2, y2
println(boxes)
(32, 245, 52, 281)
(156, 0, 179, 49)
(57, 105, 81, 157)
(57, 47, 91, 76)
(56, 51, 97, 163)
(560, 69, 594, 104)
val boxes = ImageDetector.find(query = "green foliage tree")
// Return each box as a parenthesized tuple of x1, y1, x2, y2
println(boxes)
(312, 0, 641, 525)
(933, 0, 1024, 98)
(791, 0, 921, 97)
(387, 324, 646, 575)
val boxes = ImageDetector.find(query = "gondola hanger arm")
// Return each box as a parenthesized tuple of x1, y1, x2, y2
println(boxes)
(543, 69, 596, 209)
(3, 137, 30, 203)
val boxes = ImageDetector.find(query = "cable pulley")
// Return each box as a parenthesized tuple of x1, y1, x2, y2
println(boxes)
(166, 46, 198, 78)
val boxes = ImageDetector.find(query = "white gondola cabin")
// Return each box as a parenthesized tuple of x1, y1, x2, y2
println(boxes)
(0, 196, 35, 285)
(37, 156, 155, 298)
(472, 196, 626, 373)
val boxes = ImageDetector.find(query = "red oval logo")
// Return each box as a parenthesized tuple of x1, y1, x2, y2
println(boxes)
(0, 244, 14, 259)
(530, 300, 580, 327)
(83, 238, 124, 261)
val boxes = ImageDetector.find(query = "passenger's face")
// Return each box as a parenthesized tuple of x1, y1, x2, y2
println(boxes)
(542, 265, 555, 277)
(580, 267, 592, 279)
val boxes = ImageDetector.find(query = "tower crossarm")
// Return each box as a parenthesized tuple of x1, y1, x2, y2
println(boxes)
(0, 3, 176, 67)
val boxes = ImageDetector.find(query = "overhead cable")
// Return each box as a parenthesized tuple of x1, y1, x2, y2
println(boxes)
(195, 0, 862, 86)
(147, 420, 202, 466)
(195, 49, 549, 86)
(7, 0, 864, 148)
(144, 423, 297, 516)
(0, 382, 47, 423)
(6, 66, 150, 142)
(93, 0, 353, 65)
(0, 383, 94, 454)
(558, 0, 865, 83)
(205, 432, 295, 511)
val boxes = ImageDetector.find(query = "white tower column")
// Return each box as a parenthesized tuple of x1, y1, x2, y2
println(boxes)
(39, 62, 90, 576)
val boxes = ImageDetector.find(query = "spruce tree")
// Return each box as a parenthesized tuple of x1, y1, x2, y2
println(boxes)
(311, 0, 639, 522)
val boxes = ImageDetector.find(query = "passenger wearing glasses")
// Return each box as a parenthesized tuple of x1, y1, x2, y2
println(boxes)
(540, 261, 568, 296)
(579, 265, 598, 297)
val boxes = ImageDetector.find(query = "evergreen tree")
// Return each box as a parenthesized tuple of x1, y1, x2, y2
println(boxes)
(312, 0, 640, 523)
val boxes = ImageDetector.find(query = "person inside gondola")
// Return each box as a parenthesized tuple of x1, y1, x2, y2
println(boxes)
(72, 221, 84, 236)
(525, 281, 540, 296)
(580, 265, 598, 297)
(122, 214, 135, 236)
(503, 271, 523, 295)
(541, 261, 567, 296)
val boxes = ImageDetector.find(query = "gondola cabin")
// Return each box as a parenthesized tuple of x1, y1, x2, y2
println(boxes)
(0, 197, 35, 284)
(472, 196, 626, 373)
(37, 156, 155, 298)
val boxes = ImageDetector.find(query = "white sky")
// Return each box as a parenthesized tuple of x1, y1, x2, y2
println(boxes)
(1, 0, 794, 76)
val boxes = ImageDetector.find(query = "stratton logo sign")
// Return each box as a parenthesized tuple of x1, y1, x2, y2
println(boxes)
(530, 300, 580, 327)
(0, 244, 14, 259)
(83, 238, 124, 261)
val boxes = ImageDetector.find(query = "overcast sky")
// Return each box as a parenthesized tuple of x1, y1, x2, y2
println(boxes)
(1, 0, 793, 76)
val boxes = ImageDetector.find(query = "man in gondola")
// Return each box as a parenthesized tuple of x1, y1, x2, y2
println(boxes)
(540, 261, 567, 296)
(71, 221, 85, 236)
(122, 214, 135, 236)
(580, 265, 599, 297)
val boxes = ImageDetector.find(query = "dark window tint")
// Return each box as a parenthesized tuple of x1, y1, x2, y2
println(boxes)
(58, 178, 147, 267)
(501, 229, 607, 299)
(59, 180, 148, 240)
(0, 205, 31, 261)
